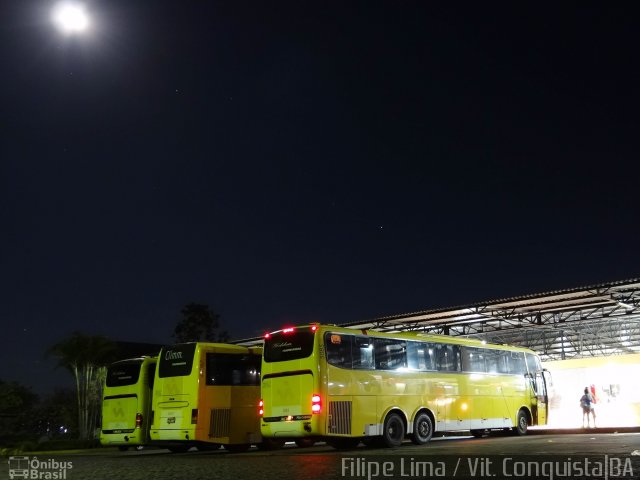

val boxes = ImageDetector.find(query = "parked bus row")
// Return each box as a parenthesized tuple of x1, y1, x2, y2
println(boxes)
(100, 324, 550, 452)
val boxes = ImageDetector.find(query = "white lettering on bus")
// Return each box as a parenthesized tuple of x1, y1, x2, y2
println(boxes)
(165, 350, 183, 360)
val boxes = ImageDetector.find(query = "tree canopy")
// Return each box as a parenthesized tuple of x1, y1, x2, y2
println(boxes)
(48, 332, 118, 440)
(173, 303, 229, 343)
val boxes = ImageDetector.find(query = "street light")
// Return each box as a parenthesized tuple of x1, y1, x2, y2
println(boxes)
(52, 2, 90, 35)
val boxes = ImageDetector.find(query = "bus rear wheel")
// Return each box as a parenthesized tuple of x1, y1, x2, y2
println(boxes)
(512, 410, 528, 436)
(410, 412, 433, 445)
(383, 412, 405, 447)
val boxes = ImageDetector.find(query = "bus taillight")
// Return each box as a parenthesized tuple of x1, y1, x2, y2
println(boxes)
(311, 325, 317, 331)
(258, 399, 264, 417)
(311, 394, 321, 414)
(135, 413, 143, 428)
(282, 327, 295, 334)
(191, 409, 198, 424)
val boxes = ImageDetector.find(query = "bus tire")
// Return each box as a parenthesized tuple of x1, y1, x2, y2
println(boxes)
(383, 412, 405, 448)
(117, 446, 129, 452)
(470, 429, 487, 438)
(410, 412, 433, 445)
(513, 410, 528, 436)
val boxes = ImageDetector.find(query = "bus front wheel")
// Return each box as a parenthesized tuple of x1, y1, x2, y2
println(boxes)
(383, 412, 405, 447)
(513, 410, 528, 436)
(410, 412, 433, 445)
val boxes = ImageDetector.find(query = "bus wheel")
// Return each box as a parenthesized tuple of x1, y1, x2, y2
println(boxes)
(295, 439, 316, 448)
(512, 410, 528, 436)
(117, 446, 129, 452)
(470, 429, 487, 438)
(410, 412, 433, 445)
(327, 437, 360, 450)
(383, 412, 405, 447)
(168, 445, 190, 453)
(224, 443, 250, 453)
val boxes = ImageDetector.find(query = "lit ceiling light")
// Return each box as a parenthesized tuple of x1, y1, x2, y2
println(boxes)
(52, 2, 90, 34)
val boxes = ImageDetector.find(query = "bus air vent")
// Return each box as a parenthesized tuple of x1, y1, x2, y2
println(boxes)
(328, 401, 352, 435)
(209, 408, 231, 438)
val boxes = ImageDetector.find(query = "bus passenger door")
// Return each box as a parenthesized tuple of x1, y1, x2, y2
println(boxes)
(533, 371, 548, 425)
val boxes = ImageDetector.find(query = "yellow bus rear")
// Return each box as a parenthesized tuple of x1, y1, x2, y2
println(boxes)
(100, 356, 157, 451)
(260, 325, 549, 449)
(150, 342, 262, 452)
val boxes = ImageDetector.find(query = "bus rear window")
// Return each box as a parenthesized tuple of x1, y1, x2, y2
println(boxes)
(106, 361, 142, 387)
(206, 353, 261, 386)
(264, 330, 315, 362)
(158, 343, 197, 378)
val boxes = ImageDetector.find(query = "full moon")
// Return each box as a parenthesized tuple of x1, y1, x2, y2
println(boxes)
(52, 2, 90, 34)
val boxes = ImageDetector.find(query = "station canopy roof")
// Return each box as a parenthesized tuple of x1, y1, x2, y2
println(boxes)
(238, 278, 640, 361)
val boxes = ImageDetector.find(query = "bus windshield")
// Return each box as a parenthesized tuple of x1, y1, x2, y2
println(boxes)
(264, 329, 315, 362)
(106, 360, 142, 387)
(158, 343, 197, 378)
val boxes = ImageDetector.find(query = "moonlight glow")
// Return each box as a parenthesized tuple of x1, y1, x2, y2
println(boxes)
(52, 2, 90, 34)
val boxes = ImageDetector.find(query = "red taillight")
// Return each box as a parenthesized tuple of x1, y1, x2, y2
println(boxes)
(283, 327, 295, 333)
(191, 409, 198, 424)
(258, 399, 264, 417)
(311, 325, 317, 331)
(135, 413, 143, 428)
(311, 394, 321, 414)
(264, 332, 271, 339)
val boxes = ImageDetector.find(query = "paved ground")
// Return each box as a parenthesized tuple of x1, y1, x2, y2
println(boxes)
(2, 432, 640, 480)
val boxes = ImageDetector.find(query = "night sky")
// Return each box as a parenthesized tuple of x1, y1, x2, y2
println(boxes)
(1, 1, 638, 394)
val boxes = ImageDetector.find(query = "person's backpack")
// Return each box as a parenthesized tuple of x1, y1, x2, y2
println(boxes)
(581, 394, 591, 408)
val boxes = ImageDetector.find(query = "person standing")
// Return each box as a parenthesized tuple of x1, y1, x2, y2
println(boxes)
(580, 387, 597, 428)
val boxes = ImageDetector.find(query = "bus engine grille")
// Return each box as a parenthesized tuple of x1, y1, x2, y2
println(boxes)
(209, 408, 231, 438)
(328, 401, 352, 435)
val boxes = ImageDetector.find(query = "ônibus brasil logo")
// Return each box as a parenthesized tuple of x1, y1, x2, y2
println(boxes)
(7, 456, 73, 479)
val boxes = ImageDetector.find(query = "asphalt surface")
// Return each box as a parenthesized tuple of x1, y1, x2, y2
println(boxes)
(2, 431, 640, 480)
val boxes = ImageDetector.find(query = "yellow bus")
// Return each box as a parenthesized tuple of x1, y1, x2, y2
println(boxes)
(100, 356, 157, 451)
(260, 324, 550, 449)
(150, 342, 263, 453)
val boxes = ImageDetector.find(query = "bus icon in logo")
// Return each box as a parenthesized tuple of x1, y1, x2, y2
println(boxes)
(8, 456, 29, 479)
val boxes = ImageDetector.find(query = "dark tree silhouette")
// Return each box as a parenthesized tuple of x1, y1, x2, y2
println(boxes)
(173, 303, 229, 343)
(48, 333, 117, 440)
